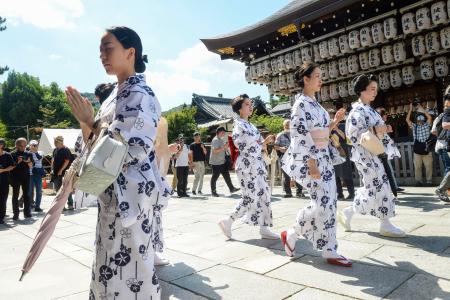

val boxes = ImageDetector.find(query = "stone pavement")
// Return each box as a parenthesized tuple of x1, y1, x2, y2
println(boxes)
(1, 174, 450, 300)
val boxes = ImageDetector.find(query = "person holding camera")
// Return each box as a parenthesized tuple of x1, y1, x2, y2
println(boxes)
(0, 139, 15, 224)
(175, 134, 192, 198)
(10, 137, 33, 220)
(406, 100, 433, 187)
(433, 91, 450, 202)
(209, 127, 240, 197)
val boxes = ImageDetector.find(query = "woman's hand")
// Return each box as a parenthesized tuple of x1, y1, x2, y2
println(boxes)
(374, 125, 388, 134)
(334, 108, 346, 123)
(264, 134, 275, 145)
(65, 86, 95, 128)
(307, 159, 321, 179)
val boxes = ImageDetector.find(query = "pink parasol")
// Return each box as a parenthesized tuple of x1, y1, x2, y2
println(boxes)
(19, 132, 94, 281)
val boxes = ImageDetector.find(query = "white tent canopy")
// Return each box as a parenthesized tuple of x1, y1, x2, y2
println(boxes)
(38, 128, 81, 155)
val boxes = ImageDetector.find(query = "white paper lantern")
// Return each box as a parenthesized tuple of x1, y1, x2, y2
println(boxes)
(245, 67, 251, 82)
(250, 65, 258, 80)
(338, 34, 351, 53)
(420, 60, 434, 80)
(321, 85, 330, 101)
(329, 83, 339, 100)
(339, 81, 349, 98)
(338, 57, 349, 76)
(272, 77, 279, 92)
(389, 69, 402, 88)
(277, 56, 286, 72)
(271, 58, 278, 75)
(359, 52, 370, 70)
(379, 72, 391, 90)
(371, 22, 385, 44)
(431, 1, 448, 25)
(440, 27, 450, 49)
(287, 73, 296, 88)
(402, 12, 417, 35)
(263, 60, 271, 76)
(402, 66, 415, 85)
(319, 40, 329, 59)
(293, 50, 302, 67)
(416, 7, 432, 31)
(348, 30, 361, 49)
(300, 47, 312, 63)
(425, 32, 441, 53)
(348, 55, 360, 73)
(360, 26, 373, 47)
(328, 37, 340, 57)
(384, 18, 398, 39)
(320, 64, 329, 80)
(434, 56, 449, 77)
(284, 53, 294, 70)
(369, 48, 381, 68)
(381, 45, 394, 64)
(255, 63, 262, 78)
(328, 61, 339, 79)
(393, 42, 406, 62)
(313, 44, 320, 60)
(279, 75, 287, 90)
(411, 35, 426, 56)
(348, 80, 356, 96)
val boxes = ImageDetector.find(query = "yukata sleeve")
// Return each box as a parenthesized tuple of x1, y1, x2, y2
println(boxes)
(290, 102, 318, 162)
(346, 109, 368, 147)
(109, 90, 159, 167)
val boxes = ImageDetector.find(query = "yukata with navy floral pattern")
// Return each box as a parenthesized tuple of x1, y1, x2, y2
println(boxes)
(231, 118, 273, 226)
(77, 74, 171, 300)
(345, 102, 395, 220)
(281, 94, 339, 252)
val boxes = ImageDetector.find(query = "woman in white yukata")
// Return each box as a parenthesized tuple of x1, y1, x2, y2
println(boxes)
(280, 62, 352, 267)
(338, 74, 405, 238)
(218, 94, 279, 240)
(66, 26, 172, 300)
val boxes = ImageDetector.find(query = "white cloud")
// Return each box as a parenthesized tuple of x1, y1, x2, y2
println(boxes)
(49, 53, 61, 60)
(0, 0, 84, 29)
(145, 43, 247, 109)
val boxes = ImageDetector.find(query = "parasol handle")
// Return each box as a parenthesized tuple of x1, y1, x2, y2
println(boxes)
(19, 271, 26, 281)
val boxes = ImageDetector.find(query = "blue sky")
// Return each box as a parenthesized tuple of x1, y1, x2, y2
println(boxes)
(0, 0, 291, 110)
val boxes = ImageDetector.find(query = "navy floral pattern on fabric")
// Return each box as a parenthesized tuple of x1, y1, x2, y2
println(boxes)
(345, 102, 396, 220)
(80, 74, 169, 299)
(281, 94, 338, 252)
(231, 118, 273, 226)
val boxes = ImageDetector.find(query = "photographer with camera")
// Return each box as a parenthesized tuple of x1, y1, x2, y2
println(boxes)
(10, 138, 33, 220)
(406, 99, 433, 187)
(434, 91, 450, 202)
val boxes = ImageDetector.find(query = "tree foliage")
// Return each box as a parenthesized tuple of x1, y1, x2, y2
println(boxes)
(249, 114, 284, 134)
(164, 106, 197, 144)
(0, 71, 44, 139)
(40, 82, 78, 128)
(0, 17, 9, 75)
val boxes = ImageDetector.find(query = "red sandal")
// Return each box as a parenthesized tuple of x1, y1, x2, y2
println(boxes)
(281, 231, 295, 257)
(326, 255, 352, 267)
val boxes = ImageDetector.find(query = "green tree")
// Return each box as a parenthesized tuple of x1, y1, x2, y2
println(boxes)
(249, 114, 284, 134)
(0, 17, 9, 75)
(164, 106, 197, 144)
(0, 71, 43, 139)
(40, 82, 78, 128)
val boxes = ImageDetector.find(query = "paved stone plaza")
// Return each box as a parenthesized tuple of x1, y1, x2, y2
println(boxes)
(1, 174, 450, 300)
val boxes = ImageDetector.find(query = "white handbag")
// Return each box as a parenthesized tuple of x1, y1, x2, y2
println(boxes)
(359, 129, 385, 156)
(75, 128, 129, 196)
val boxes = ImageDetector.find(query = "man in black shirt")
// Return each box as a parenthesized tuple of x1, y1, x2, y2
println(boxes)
(10, 137, 33, 220)
(189, 132, 207, 195)
(52, 136, 74, 210)
(0, 139, 15, 224)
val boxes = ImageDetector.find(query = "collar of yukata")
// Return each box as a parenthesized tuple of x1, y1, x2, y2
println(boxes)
(300, 93, 316, 103)
(122, 74, 145, 87)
